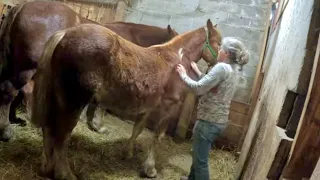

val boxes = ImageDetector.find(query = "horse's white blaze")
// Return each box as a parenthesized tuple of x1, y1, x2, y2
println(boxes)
(178, 48, 184, 60)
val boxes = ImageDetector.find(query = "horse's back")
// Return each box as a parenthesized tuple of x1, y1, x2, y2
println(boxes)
(51, 24, 168, 115)
(10, 1, 82, 67)
(104, 22, 171, 47)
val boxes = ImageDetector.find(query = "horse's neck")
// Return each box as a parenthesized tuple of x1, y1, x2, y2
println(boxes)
(167, 28, 205, 62)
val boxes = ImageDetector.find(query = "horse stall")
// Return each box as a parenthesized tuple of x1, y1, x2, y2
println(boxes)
(0, 0, 290, 180)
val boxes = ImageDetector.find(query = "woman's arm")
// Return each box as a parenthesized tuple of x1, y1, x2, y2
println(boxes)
(179, 64, 226, 95)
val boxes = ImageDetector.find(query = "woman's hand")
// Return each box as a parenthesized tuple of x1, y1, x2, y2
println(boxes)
(176, 64, 186, 77)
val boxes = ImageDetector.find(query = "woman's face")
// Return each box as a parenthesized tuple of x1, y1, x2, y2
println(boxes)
(217, 46, 229, 62)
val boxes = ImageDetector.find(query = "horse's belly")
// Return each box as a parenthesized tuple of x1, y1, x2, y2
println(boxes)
(94, 87, 162, 117)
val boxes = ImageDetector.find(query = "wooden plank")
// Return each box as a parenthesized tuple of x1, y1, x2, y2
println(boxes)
(235, 71, 265, 178)
(277, 91, 297, 128)
(230, 101, 250, 115)
(174, 92, 196, 141)
(285, 95, 306, 138)
(229, 110, 248, 127)
(79, 4, 90, 18)
(114, 0, 127, 21)
(219, 124, 243, 144)
(100, 4, 115, 24)
(281, 32, 320, 179)
(267, 127, 293, 180)
(237, 73, 264, 150)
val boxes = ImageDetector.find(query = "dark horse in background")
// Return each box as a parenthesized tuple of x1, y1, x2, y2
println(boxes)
(0, 1, 178, 141)
(32, 19, 221, 179)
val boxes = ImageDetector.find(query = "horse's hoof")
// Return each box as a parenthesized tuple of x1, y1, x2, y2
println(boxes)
(122, 149, 134, 160)
(140, 166, 157, 178)
(55, 173, 77, 180)
(54, 169, 77, 180)
(97, 126, 108, 134)
(0, 125, 13, 142)
(87, 122, 108, 134)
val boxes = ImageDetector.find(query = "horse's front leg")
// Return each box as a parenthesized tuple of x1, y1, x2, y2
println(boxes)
(86, 101, 107, 133)
(124, 112, 150, 159)
(142, 101, 176, 178)
(80, 98, 107, 133)
(0, 102, 14, 141)
(142, 114, 169, 178)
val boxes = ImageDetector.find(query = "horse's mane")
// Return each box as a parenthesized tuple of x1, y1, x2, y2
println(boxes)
(151, 26, 222, 48)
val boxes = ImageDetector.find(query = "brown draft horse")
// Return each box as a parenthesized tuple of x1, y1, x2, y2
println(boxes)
(0, 1, 178, 141)
(31, 19, 221, 179)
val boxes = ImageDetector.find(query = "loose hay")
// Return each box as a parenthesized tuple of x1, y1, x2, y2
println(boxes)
(0, 112, 237, 180)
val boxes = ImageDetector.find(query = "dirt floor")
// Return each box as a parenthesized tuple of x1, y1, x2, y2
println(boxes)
(0, 112, 237, 180)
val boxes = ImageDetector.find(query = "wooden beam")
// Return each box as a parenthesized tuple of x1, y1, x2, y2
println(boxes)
(236, 72, 264, 151)
(267, 127, 293, 180)
(230, 101, 250, 115)
(281, 32, 320, 179)
(114, 0, 127, 21)
(174, 92, 196, 141)
(285, 94, 306, 138)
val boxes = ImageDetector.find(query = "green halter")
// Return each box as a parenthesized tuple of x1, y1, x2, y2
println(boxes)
(203, 27, 218, 59)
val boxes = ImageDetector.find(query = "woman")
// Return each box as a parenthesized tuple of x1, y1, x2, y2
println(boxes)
(177, 37, 249, 180)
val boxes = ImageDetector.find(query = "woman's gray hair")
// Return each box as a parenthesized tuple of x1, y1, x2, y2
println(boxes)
(221, 37, 249, 70)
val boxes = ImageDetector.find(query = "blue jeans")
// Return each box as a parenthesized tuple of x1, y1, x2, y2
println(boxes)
(188, 120, 227, 180)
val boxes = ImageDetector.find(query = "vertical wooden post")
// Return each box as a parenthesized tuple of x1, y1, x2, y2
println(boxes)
(114, 0, 127, 21)
(174, 92, 196, 141)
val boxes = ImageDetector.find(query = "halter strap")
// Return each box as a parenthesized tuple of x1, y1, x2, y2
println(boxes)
(203, 27, 218, 59)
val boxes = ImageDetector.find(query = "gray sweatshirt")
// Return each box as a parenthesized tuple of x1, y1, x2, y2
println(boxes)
(180, 62, 240, 124)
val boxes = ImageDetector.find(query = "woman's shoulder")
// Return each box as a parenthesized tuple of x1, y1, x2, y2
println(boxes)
(213, 62, 231, 72)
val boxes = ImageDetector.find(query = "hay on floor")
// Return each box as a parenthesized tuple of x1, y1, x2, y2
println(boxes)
(0, 112, 237, 180)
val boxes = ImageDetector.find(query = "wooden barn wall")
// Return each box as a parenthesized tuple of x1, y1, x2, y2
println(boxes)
(0, 0, 120, 26)
(236, 0, 319, 179)
(56, 0, 117, 24)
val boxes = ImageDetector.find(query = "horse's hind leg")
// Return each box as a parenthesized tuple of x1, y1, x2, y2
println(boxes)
(41, 112, 79, 180)
(125, 112, 150, 159)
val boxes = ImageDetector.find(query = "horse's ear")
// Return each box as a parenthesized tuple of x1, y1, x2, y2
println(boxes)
(167, 25, 173, 33)
(207, 19, 213, 28)
(214, 24, 218, 28)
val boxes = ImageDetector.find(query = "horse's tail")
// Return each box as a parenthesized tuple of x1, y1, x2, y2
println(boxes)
(0, 2, 26, 75)
(31, 30, 66, 127)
